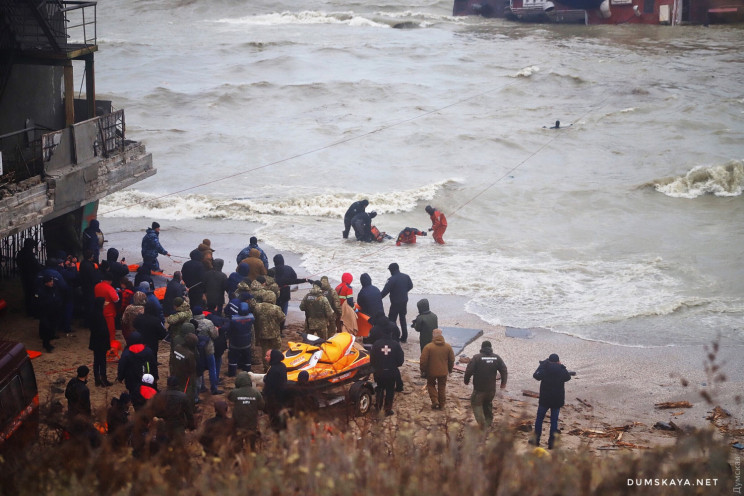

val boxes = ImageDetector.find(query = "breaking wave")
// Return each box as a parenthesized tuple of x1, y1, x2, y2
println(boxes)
(99, 179, 457, 220)
(650, 160, 744, 198)
(213, 11, 391, 28)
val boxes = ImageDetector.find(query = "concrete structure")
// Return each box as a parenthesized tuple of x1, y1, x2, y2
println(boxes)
(0, 1, 154, 267)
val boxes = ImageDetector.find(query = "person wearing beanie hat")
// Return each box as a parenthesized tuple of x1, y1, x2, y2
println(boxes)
(531, 353, 572, 449)
(65, 365, 91, 419)
(141, 222, 170, 272)
(138, 373, 158, 409)
(464, 340, 508, 430)
(236, 236, 269, 269)
(342, 199, 369, 239)
(424, 205, 447, 245)
(381, 262, 413, 342)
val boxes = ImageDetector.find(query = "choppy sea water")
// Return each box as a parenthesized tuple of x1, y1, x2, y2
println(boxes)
(94, 0, 744, 347)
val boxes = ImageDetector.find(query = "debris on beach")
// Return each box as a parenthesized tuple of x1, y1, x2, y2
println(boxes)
(653, 421, 677, 431)
(568, 424, 633, 438)
(522, 390, 540, 399)
(576, 398, 593, 408)
(654, 401, 693, 409)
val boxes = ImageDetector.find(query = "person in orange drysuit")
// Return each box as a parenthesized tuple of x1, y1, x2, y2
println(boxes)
(425, 205, 447, 245)
(395, 227, 427, 246)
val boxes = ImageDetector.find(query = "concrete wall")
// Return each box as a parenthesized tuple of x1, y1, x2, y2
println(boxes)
(0, 65, 64, 135)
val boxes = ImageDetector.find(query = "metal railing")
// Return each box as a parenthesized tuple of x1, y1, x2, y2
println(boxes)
(0, 225, 46, 280)
(0, 128, 45, 184)
(98, 109, 125, 157)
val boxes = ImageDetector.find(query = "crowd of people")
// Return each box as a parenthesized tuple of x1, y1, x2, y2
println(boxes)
(15, 215, 569, 455)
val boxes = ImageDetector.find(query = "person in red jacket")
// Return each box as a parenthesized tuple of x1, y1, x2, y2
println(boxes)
(425, 206, 447, 245)
(395, 227, 427, 246)
(335, 272, 354, 307)
(94, 272, 120, 351)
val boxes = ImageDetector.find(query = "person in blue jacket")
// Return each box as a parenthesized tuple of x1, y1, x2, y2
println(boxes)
(140, 222, 170, 272)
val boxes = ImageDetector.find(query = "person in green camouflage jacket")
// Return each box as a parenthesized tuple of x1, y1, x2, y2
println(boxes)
(320, 276, 342, 334)
(300, 281, 334, 339)
(249, 296, 285, 368)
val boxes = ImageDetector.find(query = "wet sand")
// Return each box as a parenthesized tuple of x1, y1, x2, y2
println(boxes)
(3, 215, 741, 454)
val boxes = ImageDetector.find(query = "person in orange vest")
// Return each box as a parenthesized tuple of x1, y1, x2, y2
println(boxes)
(395, 227, 427, 246)
(335, 272, 354, 307)
(425, 206, 447, 245)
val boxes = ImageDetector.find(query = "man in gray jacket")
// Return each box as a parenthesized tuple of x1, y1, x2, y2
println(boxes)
(463, 341, 508, 430)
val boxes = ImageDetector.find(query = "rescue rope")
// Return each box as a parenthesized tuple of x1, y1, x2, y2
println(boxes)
(98, 81, 519, 217)
(448, 95, 612, 218)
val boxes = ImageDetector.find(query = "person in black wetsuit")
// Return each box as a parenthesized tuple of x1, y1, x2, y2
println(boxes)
(342, 199, 369, 239)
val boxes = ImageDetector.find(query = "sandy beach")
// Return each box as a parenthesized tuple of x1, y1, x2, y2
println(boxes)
(2, 216, 742, 454)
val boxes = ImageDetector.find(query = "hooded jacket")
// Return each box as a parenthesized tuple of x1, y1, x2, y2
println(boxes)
(320, 276, 342, 317)
(121, 291, 147, 341)
(240, 248, 267, 282)
(381, 265, 413, 305)
(335, 272, 354, 307)
(228, 372, 265, 430)
(204, 258, 229, 307)
(106, 248, 129, 286)
(364, 312, 401, 344)
(357, 273, 384, 317)
(134, 302, 167, 355)
(82, 220, 102, 259)
(272, 254, 301, 304)
(413, 298, 438, 351)
(263, 349, 287, 403)
(420, 334, 454, 378)
(163, 276, 187, 316)
(227, 262, 251, 298)
(117, 332, 158, 397)
(228, 306, 254, 350)
(181, 249, 206, 302)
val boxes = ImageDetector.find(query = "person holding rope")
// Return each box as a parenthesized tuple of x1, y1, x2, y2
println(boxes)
(425, 206, 447, 245)
(141, 222, 170, 272)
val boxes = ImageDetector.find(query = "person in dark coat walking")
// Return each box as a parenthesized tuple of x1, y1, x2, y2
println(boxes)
(531, 353, 572, 449)
(89, 297, 113, 387)
(370, 325, 404, 416)
(65, 365, 91, 420)
(357, 273, 384, 317)
(380, 263, 413, 342)
(342, 199, 369, 239)
(464, 341, 508, 430)
(16, 237, 41, 316)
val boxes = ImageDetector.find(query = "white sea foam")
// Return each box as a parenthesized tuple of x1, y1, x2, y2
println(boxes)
(654, 160, 744, 198)
(513, 66, 540, 78)
(99, 179, 456, 220)
(213, 11, 390, 28)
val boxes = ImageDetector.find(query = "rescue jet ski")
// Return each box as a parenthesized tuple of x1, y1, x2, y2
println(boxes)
(282, 332, 372, 386)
